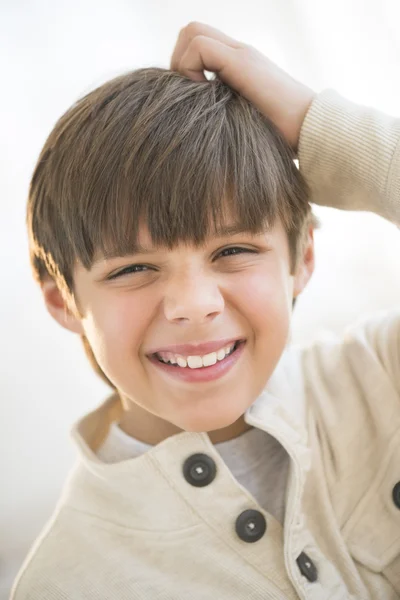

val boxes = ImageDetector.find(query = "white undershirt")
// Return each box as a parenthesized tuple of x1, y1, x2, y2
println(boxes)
(97, 422, 290, 525)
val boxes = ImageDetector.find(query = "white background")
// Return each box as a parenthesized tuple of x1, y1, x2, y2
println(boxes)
(1, 0, 400, 596)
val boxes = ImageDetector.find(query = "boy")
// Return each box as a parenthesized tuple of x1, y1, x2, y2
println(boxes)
(11, 21, 400, 600)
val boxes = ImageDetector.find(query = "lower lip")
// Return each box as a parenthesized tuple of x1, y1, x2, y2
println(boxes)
(147, 341, 246, 383)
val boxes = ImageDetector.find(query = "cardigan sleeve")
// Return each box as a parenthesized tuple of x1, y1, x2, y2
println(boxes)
(298, 89, 400, 226)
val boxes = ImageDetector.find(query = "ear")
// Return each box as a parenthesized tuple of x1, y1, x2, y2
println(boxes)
(293, 224, 315, 298)
(40, 275, 84, 335)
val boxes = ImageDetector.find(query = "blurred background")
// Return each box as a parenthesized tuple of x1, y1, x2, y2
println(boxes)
(1, 0, 400, 596)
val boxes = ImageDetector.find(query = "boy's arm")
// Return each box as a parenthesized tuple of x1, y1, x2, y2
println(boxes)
(171, 21, 400, 225)
(298, 89, 400, 225)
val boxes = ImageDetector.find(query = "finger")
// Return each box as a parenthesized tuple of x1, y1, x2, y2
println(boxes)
(170, 21, 243, 72)
(174, 35, 238, 84)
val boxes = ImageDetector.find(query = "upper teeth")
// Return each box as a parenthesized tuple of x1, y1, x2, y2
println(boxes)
(156, 342, 237, 369)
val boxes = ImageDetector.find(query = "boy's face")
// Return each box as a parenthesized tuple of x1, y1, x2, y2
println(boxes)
(42, 215, 314, 444)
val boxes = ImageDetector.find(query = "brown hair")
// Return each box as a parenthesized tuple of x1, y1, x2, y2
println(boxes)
(27, 67, 319, 389)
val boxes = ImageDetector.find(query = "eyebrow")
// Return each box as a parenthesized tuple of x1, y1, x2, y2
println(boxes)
(91, 223, 270, 268)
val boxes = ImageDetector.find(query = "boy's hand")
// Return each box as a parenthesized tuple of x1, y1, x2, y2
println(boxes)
(170, 22, 316, 153)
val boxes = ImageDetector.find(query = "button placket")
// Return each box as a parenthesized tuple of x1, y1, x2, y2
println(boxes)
(171, 437, 296, 594)
(183, 453, 269, 544)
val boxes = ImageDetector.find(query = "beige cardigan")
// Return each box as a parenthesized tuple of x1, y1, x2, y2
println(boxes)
(10, 90, 400, 599)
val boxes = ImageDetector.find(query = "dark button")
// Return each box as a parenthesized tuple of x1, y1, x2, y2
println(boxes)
(235, 509, 266, 543)
(393, 481, 400, 509)
(296, 552, 318, 583)
(183, 453, 216, 487)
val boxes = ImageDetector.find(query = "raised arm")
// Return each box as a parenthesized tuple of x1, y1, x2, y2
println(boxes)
(170, 22, 400, 225)
(298, 90, 400, 224)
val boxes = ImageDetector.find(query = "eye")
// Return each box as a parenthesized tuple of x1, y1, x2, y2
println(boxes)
(107, 264, 151, 280)
(216, 246, 257, 259)
(107, 247, 257, 280)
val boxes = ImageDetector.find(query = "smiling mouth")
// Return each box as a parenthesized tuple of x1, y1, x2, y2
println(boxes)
(153, 340, 245, 368)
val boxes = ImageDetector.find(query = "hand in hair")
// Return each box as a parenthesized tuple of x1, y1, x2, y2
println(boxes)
(170, 22, 316, 154)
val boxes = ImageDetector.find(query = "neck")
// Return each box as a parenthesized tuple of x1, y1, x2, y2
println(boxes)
(117, 394, 253, 445)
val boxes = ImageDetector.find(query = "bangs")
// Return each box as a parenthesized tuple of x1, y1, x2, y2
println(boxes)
(78, 129, 282, 265)
(29, 68, 311, 288)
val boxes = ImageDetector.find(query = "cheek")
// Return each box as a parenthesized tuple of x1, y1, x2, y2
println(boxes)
(85, 291, 155, 358)
(234, 266, 292, 331)
(236, 268, 293, 383)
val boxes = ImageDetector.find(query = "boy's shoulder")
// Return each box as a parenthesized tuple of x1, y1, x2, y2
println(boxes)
(10, 502, 78, 599)
(296, 307, 400, 488)
(10, 463, 104, 599)
(300, 306, 400, 396)
(11, 492, 121, 599)
(275, 306, 400, 416)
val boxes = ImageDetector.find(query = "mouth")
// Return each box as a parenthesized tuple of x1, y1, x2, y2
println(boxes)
(147, 339, 247, 384)
(153, 339, 245, 368)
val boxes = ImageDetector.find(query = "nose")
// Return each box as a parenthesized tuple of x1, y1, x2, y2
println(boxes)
(163, 270, 224, 324)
